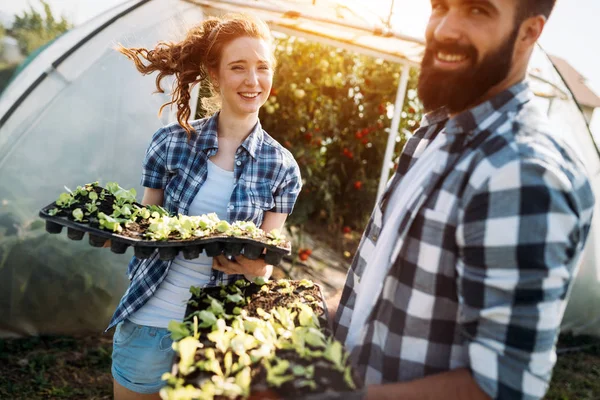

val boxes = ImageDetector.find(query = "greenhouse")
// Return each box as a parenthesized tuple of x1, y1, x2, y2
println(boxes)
(1, 0, 599, 343)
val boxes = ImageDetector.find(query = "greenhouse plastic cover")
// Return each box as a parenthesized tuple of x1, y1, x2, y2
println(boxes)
(1, 0, 600, 337)
(0, 0, 203, 336)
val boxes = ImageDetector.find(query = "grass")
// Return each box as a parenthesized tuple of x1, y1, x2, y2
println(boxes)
(0, 331, 598, 399)
(545, 333, 600, 399)
(0, 334, 113, 400)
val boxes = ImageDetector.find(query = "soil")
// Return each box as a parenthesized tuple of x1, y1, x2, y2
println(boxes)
(173, 280, 360, 399)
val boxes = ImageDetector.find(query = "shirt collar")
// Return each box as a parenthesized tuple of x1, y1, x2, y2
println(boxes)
(444, 81, 531, 136)
(193, 111, 264, 160)
(419, 107, 450, 128)
(240, 118, 264, 160)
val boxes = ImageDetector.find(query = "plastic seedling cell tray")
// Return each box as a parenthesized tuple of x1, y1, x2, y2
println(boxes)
(170, 280, 364, 399)
(39, 202, 290, 266)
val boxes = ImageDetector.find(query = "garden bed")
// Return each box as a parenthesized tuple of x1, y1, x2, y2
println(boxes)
(162, 279, 363, 400)
(38, 182, 290, 265)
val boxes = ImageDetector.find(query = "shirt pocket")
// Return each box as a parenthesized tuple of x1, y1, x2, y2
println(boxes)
(249, 182, 275, 211)
(164, 174, 183, 210)
(244, 181, 275, 225)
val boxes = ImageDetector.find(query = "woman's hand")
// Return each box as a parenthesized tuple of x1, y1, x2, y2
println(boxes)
(211, 212, 285, 281)
(212, 255, 273, 281)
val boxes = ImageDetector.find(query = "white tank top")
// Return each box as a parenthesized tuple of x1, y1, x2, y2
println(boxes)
(128, 159, 235, 328)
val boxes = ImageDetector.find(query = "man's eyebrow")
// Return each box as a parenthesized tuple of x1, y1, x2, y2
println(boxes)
(464, 0, 500, 14)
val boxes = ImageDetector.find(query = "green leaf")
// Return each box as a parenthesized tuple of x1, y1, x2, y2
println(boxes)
(235, 367, 252, 397)
(344, 365, 357, 390)
(234, 279, 250, 288)
(296, 327, 326, 348)
(224, 351, 233, 377)
(264, 358, 294, 388)
(208, 297, 225, 316)
(189, 286, 202, 298)
(298, 279, 314, 288)
(175, 337, 202, 375)
(298, 303, 319, 328)
(254, 276, 269, 286)
(56, 192, 75, 208)
(72, 208, 84, 222)
(225, 293, 244, 304)
(324, 340, 344, 370)
(167, 320, 191, 341)
(196, 310, 217, 329)
(215, 220, 230, 233)
(256, 308, 270, 320)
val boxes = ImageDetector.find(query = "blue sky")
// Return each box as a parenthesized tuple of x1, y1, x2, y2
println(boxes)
(2, 0, 598, 132)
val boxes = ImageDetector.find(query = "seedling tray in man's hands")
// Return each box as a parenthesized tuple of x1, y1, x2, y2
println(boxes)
(163, 279, 364, 399)
(38, 182, 291, 265)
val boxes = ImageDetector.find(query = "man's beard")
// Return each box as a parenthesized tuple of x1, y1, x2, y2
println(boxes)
(417, 29, 519, 113)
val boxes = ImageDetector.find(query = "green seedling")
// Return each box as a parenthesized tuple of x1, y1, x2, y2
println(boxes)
(72, 208, 85, 222)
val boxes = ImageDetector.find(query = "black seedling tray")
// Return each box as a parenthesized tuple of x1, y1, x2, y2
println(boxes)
(39, 203, 291, 266)
(173, 281, 364, 399)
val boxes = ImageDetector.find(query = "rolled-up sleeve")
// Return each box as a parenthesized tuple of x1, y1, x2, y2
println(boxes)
(272, 158, 302, 214)
(456, 159, 593, 399)
(141, 127, 169, 189)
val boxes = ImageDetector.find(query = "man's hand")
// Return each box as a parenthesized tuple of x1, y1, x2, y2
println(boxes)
(326, 289, 343, 317)
(212, 254, 273, 281)
(365, 368, 490, 400)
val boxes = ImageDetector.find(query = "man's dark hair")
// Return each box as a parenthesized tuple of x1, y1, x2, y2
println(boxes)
(517, 0, 557, 22)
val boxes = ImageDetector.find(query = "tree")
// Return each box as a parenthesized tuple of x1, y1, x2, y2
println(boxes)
(10, 0, 71, 56)
(255, 37, 423, 231)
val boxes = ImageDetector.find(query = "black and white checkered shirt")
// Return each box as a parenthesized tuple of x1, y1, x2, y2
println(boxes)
(333, 82, 595, 399)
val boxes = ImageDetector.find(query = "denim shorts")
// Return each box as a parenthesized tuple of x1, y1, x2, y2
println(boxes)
(111, 320, 175, 394)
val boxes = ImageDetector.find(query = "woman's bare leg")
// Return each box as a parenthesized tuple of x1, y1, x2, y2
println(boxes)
(113, 379, 162, 400)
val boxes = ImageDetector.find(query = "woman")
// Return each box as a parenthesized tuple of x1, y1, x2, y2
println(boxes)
(108, 14, 301, 399)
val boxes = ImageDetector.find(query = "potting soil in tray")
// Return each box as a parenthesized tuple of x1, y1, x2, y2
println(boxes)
(38, 182, 291, 265)
(161, 279, 364, 400)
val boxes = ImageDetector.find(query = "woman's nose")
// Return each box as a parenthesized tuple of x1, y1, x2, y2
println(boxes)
(245, 70, 259, 86)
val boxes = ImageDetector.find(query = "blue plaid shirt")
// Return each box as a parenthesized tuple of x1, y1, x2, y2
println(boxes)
(107, 112, 301, 331)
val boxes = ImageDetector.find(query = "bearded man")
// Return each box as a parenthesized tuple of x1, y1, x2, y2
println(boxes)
(332, 1, 595, 399)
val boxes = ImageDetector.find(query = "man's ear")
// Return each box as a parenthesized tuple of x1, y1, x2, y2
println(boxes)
(517, 15, 546, 51)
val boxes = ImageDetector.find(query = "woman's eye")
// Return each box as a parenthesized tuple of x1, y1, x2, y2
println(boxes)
(259, 65, 270, 70)
(231, 65, 243, 70)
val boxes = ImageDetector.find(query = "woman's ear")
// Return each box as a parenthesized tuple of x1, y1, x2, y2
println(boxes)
(209, 70, 220, 90)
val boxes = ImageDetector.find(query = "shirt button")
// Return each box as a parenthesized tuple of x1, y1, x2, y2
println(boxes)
(236, 160, 242, 166)
(210, 275, 216, 281)
(228, 204, 234, 210)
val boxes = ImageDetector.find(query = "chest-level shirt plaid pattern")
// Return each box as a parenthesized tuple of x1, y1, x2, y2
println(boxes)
(108, 113, 301, 331)
(333, 83, 595, 399)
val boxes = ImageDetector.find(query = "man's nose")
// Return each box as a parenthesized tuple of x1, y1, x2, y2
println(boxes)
(433, 12, 463, 43)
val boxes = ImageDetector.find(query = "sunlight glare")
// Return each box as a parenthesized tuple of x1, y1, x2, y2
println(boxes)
(363, 0, 431, 38)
